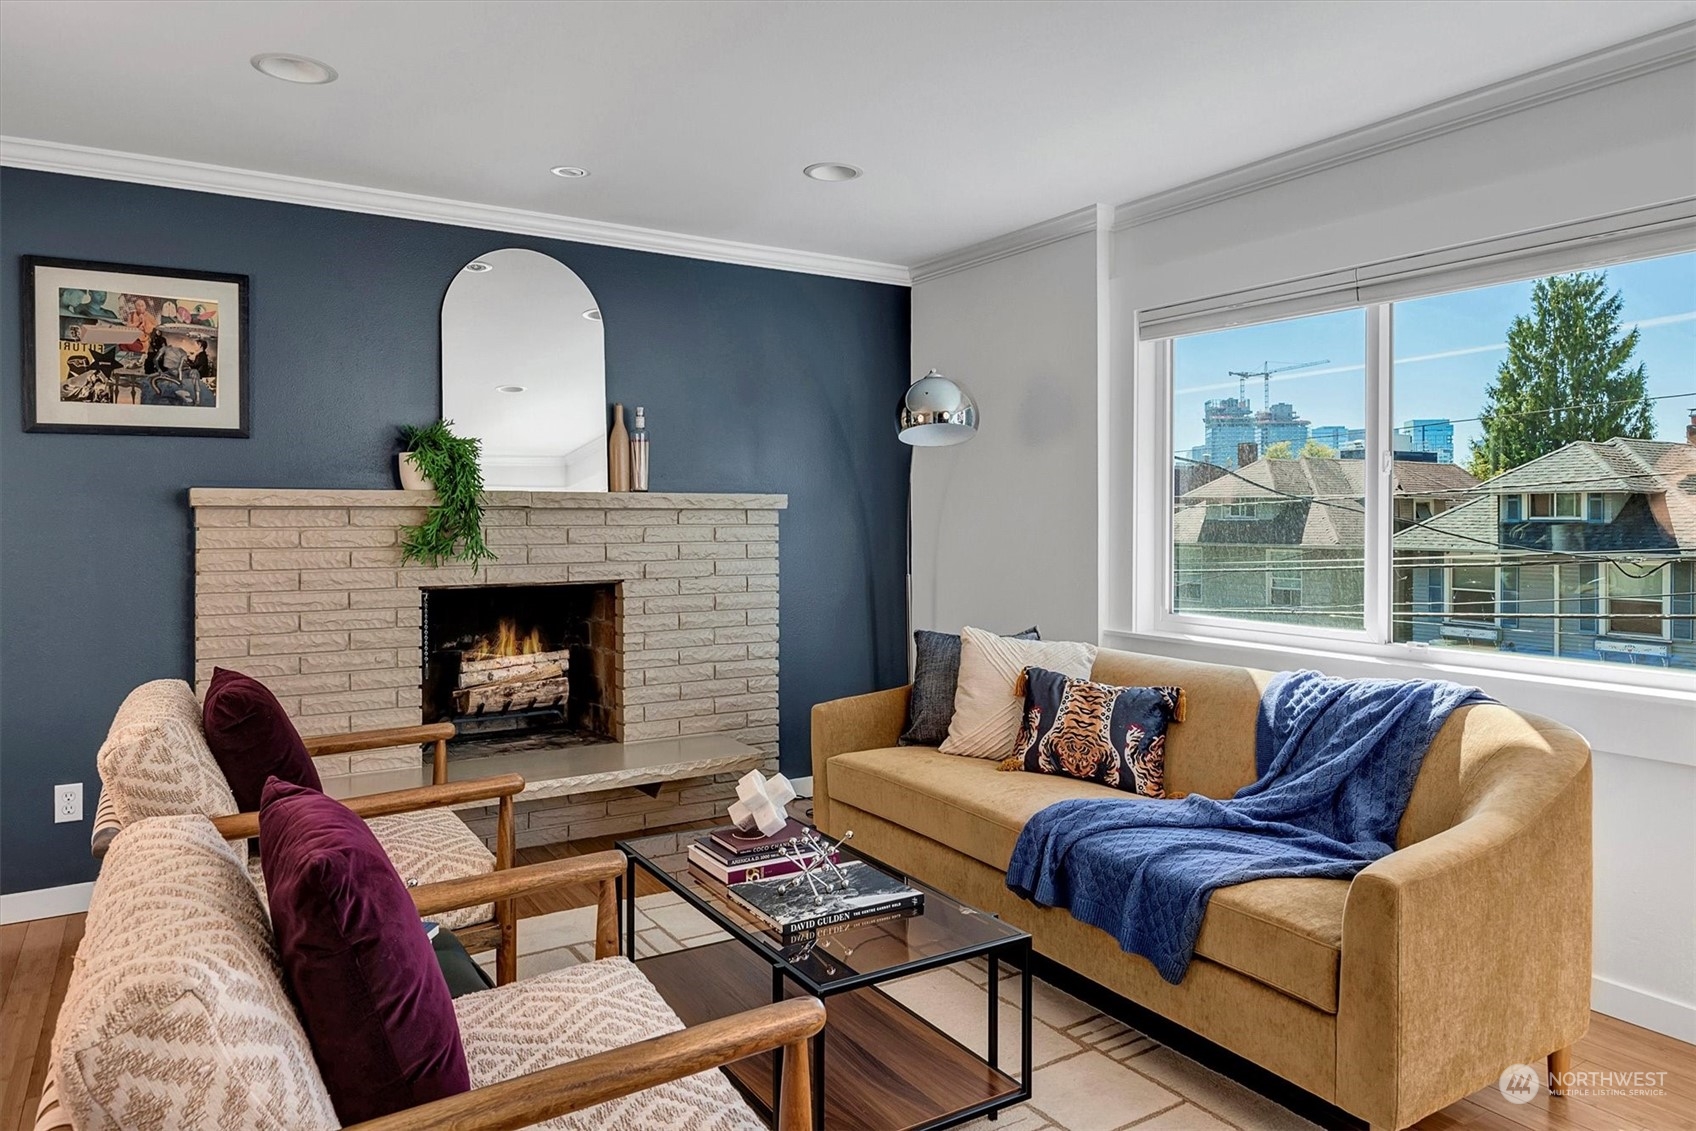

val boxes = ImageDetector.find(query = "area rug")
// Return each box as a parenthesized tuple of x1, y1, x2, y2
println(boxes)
(481, 894, 1320, 1131)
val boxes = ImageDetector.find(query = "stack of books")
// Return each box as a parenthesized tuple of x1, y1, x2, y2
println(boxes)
(686, 818, 835, 885)
(727, 860, 925, 943)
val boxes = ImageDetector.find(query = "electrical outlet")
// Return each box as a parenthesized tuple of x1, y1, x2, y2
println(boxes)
(55, 782, 83, 824)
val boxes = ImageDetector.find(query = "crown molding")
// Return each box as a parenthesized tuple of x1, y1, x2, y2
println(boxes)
(910, 205, 1100, 285)
(0, 136, 912, 287)
(1114, 21, 1696, 232)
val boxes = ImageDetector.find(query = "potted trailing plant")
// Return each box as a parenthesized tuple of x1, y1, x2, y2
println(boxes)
(397, 420, 494, 570)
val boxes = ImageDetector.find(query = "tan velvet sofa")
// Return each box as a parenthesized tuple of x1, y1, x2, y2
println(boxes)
(811, 648, 1592, 1131)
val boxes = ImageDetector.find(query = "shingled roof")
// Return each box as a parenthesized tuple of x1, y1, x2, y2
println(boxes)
(1181, 457, 1478, 503)
(1396, 439, 1696, 555)
(1478, 438, 1686, 495)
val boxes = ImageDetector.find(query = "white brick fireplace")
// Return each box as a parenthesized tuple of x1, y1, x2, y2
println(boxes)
(190, 488, 784, 846)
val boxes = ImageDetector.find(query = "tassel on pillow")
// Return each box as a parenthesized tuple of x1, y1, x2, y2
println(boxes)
(1012, 667, 1030, 697)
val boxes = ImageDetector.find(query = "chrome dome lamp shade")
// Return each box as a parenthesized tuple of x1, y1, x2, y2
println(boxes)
(898, 370, 979, 447)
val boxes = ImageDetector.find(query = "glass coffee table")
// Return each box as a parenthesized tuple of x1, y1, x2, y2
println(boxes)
(616, 827, 1032, 1130)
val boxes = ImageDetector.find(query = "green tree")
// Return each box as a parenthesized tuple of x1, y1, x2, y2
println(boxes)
(1468, 272, 1654, 479)
(1263, 439, 1336, 460)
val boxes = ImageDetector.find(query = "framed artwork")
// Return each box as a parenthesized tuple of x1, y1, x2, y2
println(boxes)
(22, 256, 249, 436)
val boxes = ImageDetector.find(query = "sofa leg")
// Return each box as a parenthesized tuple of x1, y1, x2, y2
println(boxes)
(1549, 1046, 1572, 1096)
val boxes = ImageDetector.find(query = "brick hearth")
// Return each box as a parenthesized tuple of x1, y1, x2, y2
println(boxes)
(189, 488, 784, 846)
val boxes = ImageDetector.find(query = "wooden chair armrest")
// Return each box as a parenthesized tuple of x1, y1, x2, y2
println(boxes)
(209, 773, 525, 841)
(305, 722, 455, 785)
(302, 722, 456, 757)
(410, 852, 624, 917)
(344, 997, 827, 1131)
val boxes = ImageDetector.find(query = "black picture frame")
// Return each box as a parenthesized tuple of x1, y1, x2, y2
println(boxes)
(22, 255, 251, 437)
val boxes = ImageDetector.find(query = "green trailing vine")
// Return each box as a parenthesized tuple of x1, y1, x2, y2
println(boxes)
(398, 420, 495, 570)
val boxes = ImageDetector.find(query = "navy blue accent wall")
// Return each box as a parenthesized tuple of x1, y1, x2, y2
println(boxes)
(0, 168, 910, 895)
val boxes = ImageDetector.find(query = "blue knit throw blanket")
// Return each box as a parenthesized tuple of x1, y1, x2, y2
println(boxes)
(1005, 670, 1487, 984)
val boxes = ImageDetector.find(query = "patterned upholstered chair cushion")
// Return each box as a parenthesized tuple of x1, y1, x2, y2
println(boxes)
(52, 815, 339, 1131)
(246, 807, 496, 932)
(95, 680, 243, 861)
(453, 956, 765, 1131)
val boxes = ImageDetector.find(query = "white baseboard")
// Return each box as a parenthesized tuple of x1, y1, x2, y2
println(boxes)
(1, 881, 94, 924)
(791, 775, 814, 798)
(1592, 975, 1696, 1043)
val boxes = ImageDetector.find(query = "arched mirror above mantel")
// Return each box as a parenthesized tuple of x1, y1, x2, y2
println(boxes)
(441, 248, 607, 491)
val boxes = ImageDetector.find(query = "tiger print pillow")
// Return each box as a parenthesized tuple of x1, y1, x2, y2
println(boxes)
(998, 667, 1185, 797)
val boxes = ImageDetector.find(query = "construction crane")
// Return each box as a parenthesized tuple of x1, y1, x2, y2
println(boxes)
(1228, 359, 1330, 412)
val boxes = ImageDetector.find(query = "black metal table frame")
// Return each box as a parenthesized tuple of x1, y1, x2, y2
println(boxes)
(616, 848, 1034, 1131)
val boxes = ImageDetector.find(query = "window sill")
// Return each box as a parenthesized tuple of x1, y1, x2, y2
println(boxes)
(1102, 625, 1696, 768)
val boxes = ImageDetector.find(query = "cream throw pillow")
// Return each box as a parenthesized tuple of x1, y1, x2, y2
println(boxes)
(940, 626, 1097, 759)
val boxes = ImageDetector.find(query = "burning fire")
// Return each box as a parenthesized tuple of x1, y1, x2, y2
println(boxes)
(467, 618, 546, 660)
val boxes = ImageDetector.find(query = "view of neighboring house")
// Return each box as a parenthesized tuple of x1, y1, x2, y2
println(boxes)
(1174, 435, 1696, 668)
(1395, 436, 1696, 668)
(1171, 456, 1478, 629)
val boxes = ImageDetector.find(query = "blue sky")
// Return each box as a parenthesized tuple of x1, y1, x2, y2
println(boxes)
(1171, 250, 1696, 461)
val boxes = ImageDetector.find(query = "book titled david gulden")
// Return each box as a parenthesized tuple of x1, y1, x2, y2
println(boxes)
(726, 860, 924, 942)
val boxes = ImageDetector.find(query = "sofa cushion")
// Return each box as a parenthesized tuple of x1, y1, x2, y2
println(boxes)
(1194, 878, 1347, 1012)
(203, 667, 322, 811)
(260, 778, 470, 1124)
(941, 627, 1096, 759)
(901, 626, 1038, 747)
(830, 745, 1122, 870)
(830, 745, 1347, 1012)
(1001, 667, 1183, 797)
(454, 956, 764, 1130)
(94, 679, 245, 865)
(51, 815, 339, 1131)
(1087, 651, 1269, 801)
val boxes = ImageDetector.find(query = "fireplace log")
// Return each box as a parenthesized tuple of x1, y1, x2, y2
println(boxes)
(456, 679, 569, 713)
(454, 675, 570, 715)
(458, 650, 572, 687)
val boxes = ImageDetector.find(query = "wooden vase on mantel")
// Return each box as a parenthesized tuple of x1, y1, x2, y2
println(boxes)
(608, 403, 632, 492)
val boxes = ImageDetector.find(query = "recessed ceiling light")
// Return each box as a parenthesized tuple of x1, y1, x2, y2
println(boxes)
(549, 166, 590, 179)
(464, 262, 493, 273)
(496, 385, 527, 394)
(803, 162, 861, 182)
(251, 53, 338, 85)
(582, 308, 602, 321)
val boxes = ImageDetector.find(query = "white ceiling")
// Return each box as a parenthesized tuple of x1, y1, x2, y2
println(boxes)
(2, 0, 1692, 272)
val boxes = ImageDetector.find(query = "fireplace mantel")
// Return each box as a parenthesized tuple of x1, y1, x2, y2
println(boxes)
(189, 488, 787, 510)
(189, 486, 784, 846)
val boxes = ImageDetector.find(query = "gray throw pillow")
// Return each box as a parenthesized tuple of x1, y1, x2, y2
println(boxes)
(899, 627, 1039, 747)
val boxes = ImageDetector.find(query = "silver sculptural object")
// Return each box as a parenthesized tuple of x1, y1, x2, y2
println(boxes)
(775, 829, 854, 904)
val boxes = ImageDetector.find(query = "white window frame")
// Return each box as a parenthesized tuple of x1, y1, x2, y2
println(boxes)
(1604, 563, 1672, 641)
(1128, 234, 1696, 694)
(1266, 549, 1304, 608)
(1449, 562, 1498, 624)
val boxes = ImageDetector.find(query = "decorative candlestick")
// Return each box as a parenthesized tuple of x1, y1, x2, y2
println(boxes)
(607, 403, 631, 492)
(630, 406, 650, 491)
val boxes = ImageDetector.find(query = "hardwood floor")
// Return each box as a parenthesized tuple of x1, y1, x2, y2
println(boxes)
(4, 821, 1690, 1131)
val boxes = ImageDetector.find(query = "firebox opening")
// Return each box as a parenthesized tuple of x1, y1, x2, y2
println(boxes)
(422, 583, 617, 751)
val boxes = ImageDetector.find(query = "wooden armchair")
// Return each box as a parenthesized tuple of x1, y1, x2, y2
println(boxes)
(350, 850, 826, 1131)
(91, 720, 458, 858)
(90, 680, 529, 982)
(39, 818, 826, 1131)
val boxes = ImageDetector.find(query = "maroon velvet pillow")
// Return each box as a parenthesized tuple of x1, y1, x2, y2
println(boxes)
(203, 667, 321, 811)
(260, 777, 469, 1123)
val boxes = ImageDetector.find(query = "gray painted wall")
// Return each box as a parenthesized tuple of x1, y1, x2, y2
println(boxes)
(1, 168, 911, 894)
